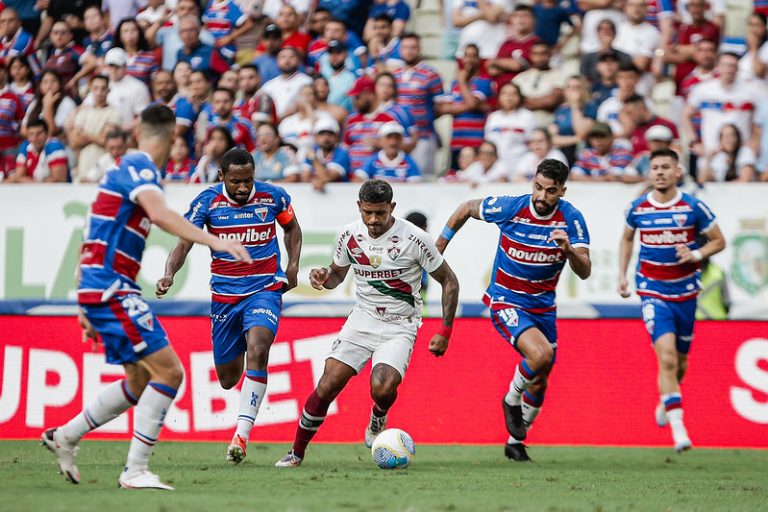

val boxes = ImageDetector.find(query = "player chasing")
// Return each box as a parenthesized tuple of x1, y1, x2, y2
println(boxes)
(618, 148, 725, 453)
(275, 179, 460, 467)
(156, 147, 302, 465)
(436, 159, 591, 462)
(42, 105, 251, 490)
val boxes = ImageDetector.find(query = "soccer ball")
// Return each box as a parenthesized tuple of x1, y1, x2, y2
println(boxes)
(371, 428, 415, 469)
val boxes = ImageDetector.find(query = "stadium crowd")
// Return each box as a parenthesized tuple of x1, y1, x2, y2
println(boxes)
(0, 0, 767, 186)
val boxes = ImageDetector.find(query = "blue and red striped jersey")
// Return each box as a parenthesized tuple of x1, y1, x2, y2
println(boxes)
(185, 182, 295, 303)
(393, 62, 444, 140)
(344, 110, 398, 171)
(203, 0, 246, 41)
(626, 190, 717, 302)
(448, 76, 493, 149)
(126, 50, 160, 85)
(355, 150, 421, 182)
(78, 152, 164, 305)
(481, 194, 590, 313)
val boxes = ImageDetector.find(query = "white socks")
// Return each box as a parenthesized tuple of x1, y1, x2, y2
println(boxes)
(235, 370, 268, 440)
(59, 379, 138, 445)
(504, 360, 538, 406)
(126, 382, 177, 472)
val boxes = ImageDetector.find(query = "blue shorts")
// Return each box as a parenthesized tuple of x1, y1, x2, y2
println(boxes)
(210, 291, 283, 365)
(82, 295, 169, 365)
(641, 297, 697, 354)
(490, 307, 558, 358)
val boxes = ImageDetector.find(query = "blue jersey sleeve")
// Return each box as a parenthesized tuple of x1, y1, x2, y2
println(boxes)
(175, 98, 196, 127)
(116, 154, 164, 204)
(479, 195, 523, 224)
(184, 188, 212, 228)
(625, 202, 638, 230)
(330, 148, 351, 178)
(394, 1, 411, 21)
(566, 208, 590, 248)
(692, 197, 717, 234)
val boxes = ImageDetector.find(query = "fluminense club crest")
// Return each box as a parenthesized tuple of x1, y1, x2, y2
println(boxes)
(388, 246, 400, 260)
(730, 219, 768, 295)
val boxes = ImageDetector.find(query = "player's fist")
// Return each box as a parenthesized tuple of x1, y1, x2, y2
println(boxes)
(78, 309, 98, 350)
(285, 264, 299, 291)
(212, 238, 252, 263)
(547, 229, 571, 252)
(156, 276, 174, 298)
(309, 267, 330, 290)
(428, 334, 449, 357)
(617, 276, 631, 298)
(675, 243, 702, 264)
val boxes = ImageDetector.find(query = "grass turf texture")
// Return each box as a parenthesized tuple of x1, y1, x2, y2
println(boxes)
(1, 441, 766, 511)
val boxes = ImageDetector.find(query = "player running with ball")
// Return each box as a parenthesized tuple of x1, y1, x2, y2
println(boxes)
(436, 159, 591, 462)
(275, 179, 459, 467)
(618, 148, 725, 452)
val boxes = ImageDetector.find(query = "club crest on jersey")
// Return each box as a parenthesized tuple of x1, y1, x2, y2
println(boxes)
(388, 246, 400, 260)
(356, 234, 365, 242)
(388, 235, 401, 244)
(673, 214, 687, 227)
(137, 313, 154, 331)
(254, 208, 268, 222)
(376, 306, 387, 316)
(370, 255, 382, 268)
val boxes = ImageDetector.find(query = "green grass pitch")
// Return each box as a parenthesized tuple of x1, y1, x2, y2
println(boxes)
(1, 441, 766, 511)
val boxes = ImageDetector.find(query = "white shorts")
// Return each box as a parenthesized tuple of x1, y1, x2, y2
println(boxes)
(328, 308, 419, 379)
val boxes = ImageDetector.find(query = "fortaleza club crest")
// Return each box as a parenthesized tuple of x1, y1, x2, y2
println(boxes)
(672, 214, 687, 227)
(730, 219, 768, 294)
(370, 255, 382, 268)
(388, 246, 400, 260)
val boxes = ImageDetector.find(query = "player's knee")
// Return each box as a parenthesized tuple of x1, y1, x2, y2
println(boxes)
(658, 350, 678, 374)
(316, 377, 342, 402)
(164, 360, 185, 389)
(528, 345, 554, 370)
(370, 381, 397, 404)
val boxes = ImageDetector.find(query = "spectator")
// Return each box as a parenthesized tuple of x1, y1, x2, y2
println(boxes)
(2, 2, 43, 37)
(235, 64, 277, 126)
(218, 69, 239, 91)
(80, 129, 129, 183)
(164, 135, 194, 183)
(578, 0, 626, 55)
(152, 0, 215, 72)
(373, 72, 416, 150)
(251, 123, 297, 182)
(597, 62, 643, 137)
(513, 41, 565, 127)
(456, 146, 478, 173)
(550, 75, 597, 164)
(301, 116, 351, 190)
(662, 0, 719, 93)
(739, 13, 768, 81)
(42, 21, 84, 89)
(312, 75, 349, 125)
(176, 15, 229, 78)
(40, 0, 101, 51)
(613, 0, 660, 96)
(308, 17, 366, 69)
(571, 121, 634, 181)
(489, 5, 539, 92)
(261, 47, 313, 119)
(621, 94, 678, 155)
(100, 48, 151, 133)
(393, 33, 444, 177)
(436, 44, 492, 169)
(272, 4, 312, 55)
(67, 74, 121, 178)
(319, 40, 357, 111)
(202, 0, 255, 63)
(534, 0, 578, 50)
(0, 61, 23, 179)
(23, 69, 77, 139)
(192, 125, 236, 183)
(81, 6, 113, 61)
(137, 0, 171, 30)
(279, 84, 333, 163)
(699, 124, 758, 183)
(112, 19, 159, 86)
(626, 124, 674, 179)
(197, 87, 256, 153)
(484, 82, 534, 170)
(252, 24, 282, 84)
(515, 127, 568, 181)
(455, 139, 508, 184)
(346, 76, 396, 173)
(676, 0, 725, 28)
(452, 0, 511, 59)
(307, 7, 332, 41)
(261, 0, 312, 20)
(8, 56, 34, 111)
(103, 0, 148, 31)
(590, 51, 621, 107)
(579, 19, 632, 83)
(6, 119, 69, 183)
(316, 0, 370, 39)
(355, 121, 421, 182)
(367, 14, 404, 72)
(0, 7, 40, 74)
(366, 0, 411, 38)
(684, 52, 762, 161)
(173, 60, 192, 98)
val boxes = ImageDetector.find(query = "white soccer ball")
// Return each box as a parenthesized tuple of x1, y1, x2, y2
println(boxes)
(371, 428, 415, 469)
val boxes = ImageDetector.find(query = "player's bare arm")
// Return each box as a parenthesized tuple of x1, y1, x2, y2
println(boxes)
(309, 263, 350, 290)
(435, 199, 483, 253)
(156, 238, 194, 298)
(618, 226, 636, 298)
(548, 229, 591, 280)
(427, 260, 460, 357)
(136, 188, 252, 263)
(675, 224, 726, 264)
(282, 217, 303, 291)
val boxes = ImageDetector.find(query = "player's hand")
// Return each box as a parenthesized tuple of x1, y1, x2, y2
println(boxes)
(617, 276, 631, 298)
(428, 334, 449, 357)
(156, 275, 174, 298)
(78, 309, 99, 350)
(548, 229, 571, 253)
(309, 267, 330, 290)
(675, 243, 699, 264)
(285, 264, 299, 291)
(212, 238, 252, 263)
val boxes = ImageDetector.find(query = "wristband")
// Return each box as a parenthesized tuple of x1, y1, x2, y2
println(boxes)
(691, 249, 703, 262)
(437, 323, 453, 339)
(441, 225, 456, 241)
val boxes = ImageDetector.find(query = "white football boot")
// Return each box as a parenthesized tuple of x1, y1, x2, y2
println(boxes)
(118, 468, 175, 490)
(274, 452, 302, 468)
(671, 423, 692, 453)
(41, 428, 80, 484)
(364, 410, 387, 448)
